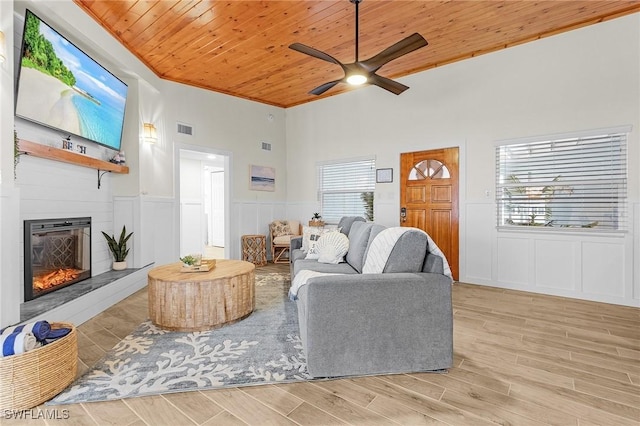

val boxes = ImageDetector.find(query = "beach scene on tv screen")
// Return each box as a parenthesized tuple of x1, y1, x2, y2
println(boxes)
(15, 11, 127, 150)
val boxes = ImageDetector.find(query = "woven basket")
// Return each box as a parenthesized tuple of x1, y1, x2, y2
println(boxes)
(0, 322, 77, 410)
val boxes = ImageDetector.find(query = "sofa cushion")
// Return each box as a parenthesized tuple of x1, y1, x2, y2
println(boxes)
(383, 230, 429, 273)
(293, 259, 358, 276)
(422, 252, 445, 274)
(273, 235, 294, 245)
(337, 216, 366, 236)
(345, 221, 375, 273)
(364, 224, 386, 261)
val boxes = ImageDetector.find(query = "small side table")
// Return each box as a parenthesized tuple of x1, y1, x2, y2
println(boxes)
(242, 234, 267, 266)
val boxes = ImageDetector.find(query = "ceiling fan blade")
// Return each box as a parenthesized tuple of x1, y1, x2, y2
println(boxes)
(289, 43, 343, 66)
(361, 33, 428, 72)
(309, 79, 342, 96)
(369, 74, 409, 95)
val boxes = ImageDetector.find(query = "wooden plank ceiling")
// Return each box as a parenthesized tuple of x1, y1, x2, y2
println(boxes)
(74, 1, 640, 108)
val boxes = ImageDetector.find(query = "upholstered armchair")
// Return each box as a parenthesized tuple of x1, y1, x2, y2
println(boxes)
(269, 220, 301, 263)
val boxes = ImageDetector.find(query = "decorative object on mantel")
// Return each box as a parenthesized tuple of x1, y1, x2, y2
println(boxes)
(101, 226, 133, 270)
(109, 151, 126, 165)
(308, 212, 325, 227)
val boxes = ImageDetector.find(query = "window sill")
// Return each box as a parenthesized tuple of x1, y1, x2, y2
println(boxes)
(496, 226, 627, 238)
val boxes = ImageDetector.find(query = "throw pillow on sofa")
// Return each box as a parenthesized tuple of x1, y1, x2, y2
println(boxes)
(302, 225, 335, 253)
(316, 231, 349, 264)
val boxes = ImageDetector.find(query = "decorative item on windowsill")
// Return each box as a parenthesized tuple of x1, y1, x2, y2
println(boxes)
(309, 212, 325, 227)
(102, 225, 133, 270)
(180, 254, 215, 272)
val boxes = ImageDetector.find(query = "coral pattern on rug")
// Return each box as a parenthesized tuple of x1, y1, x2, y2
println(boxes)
(50, 272, 310, 404)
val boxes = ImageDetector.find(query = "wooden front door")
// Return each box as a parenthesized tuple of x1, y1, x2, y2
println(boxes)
(400, 148, 459, 280)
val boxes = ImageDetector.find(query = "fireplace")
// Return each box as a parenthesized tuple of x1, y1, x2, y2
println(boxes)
(24, 217, 92, 301)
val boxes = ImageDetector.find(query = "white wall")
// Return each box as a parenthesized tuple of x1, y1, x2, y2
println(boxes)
(286, 14, 640, 307)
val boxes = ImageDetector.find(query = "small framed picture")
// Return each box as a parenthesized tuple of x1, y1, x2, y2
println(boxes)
(249, 165, 275, 191)
(376, 168, 393, 183)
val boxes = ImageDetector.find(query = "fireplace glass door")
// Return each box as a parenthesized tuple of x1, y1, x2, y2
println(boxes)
(24, 217, 92, 301)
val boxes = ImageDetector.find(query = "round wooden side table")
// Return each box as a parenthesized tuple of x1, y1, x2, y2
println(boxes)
(147, 260, 255, 331)
(241, 234, 267, 266)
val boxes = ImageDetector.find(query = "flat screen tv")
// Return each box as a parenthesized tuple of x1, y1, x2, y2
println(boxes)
(15, 9, 128, 151)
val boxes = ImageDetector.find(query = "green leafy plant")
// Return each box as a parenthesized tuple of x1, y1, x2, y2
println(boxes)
(311, 212, 322, 220)
(180, 255, 199, 266)
(360, 191, 374, 222)
(101, 226, 133, 262)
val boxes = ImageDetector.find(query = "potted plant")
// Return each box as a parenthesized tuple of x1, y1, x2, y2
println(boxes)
(102, 225, 133, 270)
(309, 212, 325, 227)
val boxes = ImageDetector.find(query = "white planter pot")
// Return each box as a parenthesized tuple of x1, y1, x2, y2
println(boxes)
(112, 261, 127, 270)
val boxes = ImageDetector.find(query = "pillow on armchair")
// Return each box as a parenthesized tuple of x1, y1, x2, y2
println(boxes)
(271, 220, 291, 237)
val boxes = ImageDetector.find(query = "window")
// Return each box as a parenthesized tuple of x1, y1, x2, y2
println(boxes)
(496, 127, 629, 231)
(318, 158, 375, 223)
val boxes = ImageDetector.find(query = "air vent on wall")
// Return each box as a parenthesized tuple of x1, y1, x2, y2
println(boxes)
(261, 141, 272, 151)
(177, 122, 193, 136)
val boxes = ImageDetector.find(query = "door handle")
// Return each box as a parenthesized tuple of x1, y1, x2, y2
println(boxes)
(400, 207, 407, 222)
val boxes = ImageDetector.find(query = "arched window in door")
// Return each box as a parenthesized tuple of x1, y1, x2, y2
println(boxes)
(408, 159, 450, 180)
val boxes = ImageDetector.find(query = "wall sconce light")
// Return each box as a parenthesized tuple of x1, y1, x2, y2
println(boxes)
(143, 123, 157, 144)
(0, 31, 6, 63)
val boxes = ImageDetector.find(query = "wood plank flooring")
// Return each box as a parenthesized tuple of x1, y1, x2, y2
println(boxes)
(19, 263, 639, 425)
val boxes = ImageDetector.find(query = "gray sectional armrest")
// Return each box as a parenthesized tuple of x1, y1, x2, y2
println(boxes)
(295, 272, 453, 378)
(290, 236, 302, 251)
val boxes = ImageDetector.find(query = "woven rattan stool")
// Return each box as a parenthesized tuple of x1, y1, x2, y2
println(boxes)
(241, 234, 267, 266)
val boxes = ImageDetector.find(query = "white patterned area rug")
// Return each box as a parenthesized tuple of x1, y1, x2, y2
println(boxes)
(49, 272, 310, 405)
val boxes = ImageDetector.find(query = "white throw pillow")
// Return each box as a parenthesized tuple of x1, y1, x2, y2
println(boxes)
(302, 226, 332, 252)
(316, 231, 350, 264)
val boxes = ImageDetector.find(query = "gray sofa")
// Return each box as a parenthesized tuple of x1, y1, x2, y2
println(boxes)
(289, 216, 453, 378)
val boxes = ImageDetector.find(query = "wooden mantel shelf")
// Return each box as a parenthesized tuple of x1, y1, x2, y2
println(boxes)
(19, 139, 129, 174)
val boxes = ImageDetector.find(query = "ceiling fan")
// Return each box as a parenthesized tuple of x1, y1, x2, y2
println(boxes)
(289, 0, 428, 96)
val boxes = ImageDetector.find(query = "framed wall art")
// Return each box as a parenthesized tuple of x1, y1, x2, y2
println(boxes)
(249, 165, 275, 191)
(376, 168, 393, 183)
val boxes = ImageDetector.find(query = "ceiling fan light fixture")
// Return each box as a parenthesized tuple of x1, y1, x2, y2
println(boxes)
(346, 74, 367, 85)
(290, 0, 427, 96)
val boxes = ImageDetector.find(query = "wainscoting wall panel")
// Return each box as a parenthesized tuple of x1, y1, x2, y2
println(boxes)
(463, 202, 493, 282)
(496, 236, 530, 286)
(534, 239, 576, 291)
(581, 241, 625, 297)
(492, 230, 633, 306)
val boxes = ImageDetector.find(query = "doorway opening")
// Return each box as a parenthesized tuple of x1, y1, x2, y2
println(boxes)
(178, 147, 231, 259)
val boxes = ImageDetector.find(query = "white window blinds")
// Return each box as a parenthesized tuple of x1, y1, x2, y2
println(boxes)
(318, 158, 375, 224)
(496, 128, 628, 231)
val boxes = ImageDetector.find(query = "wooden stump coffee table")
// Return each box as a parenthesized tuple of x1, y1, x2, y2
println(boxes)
(147, 260, 255, 331)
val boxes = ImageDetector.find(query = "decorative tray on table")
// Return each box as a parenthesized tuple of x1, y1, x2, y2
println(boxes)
(181, 259, 216, 272)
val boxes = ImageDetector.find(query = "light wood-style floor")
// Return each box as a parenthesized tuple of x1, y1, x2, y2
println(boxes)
(23, 263, 639, 425)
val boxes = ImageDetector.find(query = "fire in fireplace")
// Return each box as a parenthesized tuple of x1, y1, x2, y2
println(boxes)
(24, 217, 92, 301)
